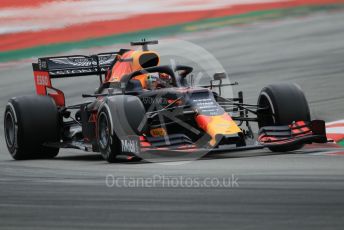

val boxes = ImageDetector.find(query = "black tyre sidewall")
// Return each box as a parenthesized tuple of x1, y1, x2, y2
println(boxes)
(258, 83, 310, 127)
(4, 96, 60, 159)
(257, 83, 311, 152)
(97, 107, 119, 163)
(4, 104, 19, 157)
(97, 96, 146, 162)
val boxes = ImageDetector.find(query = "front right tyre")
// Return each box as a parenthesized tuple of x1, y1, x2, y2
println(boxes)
(257, 83, 311, 152)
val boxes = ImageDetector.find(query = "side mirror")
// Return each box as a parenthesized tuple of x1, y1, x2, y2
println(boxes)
(213, 72, 226, 81)
(211, 72, 227, 96)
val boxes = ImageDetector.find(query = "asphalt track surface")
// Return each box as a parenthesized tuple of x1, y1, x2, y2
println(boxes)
(1, 12, 344, 230)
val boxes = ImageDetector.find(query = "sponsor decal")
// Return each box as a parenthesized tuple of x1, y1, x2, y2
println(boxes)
(121, 136, 140, 154)
(191, 97, 223, 116)
(38, 59, 47, 69)
(35, 75, 50, 86)
(141, 96, 168, 105)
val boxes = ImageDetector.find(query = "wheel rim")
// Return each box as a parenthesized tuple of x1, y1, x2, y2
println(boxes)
(98, 112, 110, 149)
(5, 111, 15, 147)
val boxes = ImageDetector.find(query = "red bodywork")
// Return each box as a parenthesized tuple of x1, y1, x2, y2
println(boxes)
(33, 70, 65, 107)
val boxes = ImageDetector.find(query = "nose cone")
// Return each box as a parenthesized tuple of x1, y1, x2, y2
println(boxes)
(195, 113, 243, 147)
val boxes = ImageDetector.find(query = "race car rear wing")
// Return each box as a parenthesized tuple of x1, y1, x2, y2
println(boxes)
(32, 49, 129, 107)
(32, 50, 131, 78)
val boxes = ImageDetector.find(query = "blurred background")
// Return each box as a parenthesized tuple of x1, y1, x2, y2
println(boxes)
(1, 1, 344, 229)
(1, 0, 343, 61)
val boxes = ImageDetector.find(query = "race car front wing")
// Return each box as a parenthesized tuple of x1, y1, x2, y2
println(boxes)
(119, 120, 328, 158)
(46, 120, 328, 157)
(257, 120, 327, 148)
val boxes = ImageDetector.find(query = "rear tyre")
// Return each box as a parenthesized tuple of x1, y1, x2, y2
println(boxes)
(4, 95, 60, 160)
(257, 83, 311, 152)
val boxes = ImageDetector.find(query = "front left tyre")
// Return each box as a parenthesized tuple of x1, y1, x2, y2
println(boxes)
(97, 95, 146, 163)
(4, 95, 60, 160)
(97, 107, 120, 163)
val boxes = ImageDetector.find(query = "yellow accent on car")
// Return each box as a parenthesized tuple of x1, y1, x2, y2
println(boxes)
(206, 114, 241, 146)
(150, 127, 167, 137)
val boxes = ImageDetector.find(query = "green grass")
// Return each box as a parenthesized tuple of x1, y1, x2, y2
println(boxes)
(338, 139, 344, 147)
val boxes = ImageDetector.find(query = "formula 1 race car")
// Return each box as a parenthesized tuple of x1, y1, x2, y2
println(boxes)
(4, 40, 328, 162)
